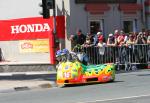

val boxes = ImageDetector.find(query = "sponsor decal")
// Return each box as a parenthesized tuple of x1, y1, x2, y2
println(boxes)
(19, 39, 49, 53)
(21, 42, 33, 49)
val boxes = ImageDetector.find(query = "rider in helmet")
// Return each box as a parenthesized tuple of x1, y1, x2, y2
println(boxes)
(61, 49, 69, 62)
(62, 49, 69, 55)
(56, 50, 63, 63)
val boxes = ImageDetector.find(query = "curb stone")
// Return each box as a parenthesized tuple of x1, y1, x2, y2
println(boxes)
(0, 88, 16, 93)
(0, 81, 57, 93)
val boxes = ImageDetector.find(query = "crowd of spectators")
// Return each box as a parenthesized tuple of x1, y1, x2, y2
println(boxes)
(70, 29, 150, 48)
(69, 29, 150, 70)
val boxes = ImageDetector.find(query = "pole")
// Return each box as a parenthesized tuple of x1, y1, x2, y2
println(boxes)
(52, 0, 56, 65)
(53, 0, 56, 35)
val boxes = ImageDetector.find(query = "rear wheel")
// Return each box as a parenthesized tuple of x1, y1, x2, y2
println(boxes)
(110, 79, 114, 82)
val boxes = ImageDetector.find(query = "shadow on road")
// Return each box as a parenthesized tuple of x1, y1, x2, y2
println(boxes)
(60, 80, 124, 88)
(137, 74, 150, 76)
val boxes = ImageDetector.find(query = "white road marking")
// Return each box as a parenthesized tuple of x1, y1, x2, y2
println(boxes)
(77, 94, 150, 103)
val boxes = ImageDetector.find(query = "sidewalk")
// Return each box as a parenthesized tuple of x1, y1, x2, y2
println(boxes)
(0, 71, 57, 93)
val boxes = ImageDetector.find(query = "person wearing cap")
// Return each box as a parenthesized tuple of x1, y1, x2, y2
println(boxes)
(96, 32, 105, 64)
(93, 31, 104, 46)
(97, 32, 105, 47)
(107, 33, 117, 47)
(106, 33, 117, 63)
(114, 29, 120, 39)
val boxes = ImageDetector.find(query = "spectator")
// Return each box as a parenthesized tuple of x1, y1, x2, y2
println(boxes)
(98, 32, 104, 42)
(70, 29, 86, 46)
(114, 29, 120, 39)
(135, 32, 147, 69)
(117, 30, 127, 46)
(82, 36, 92, 47)
(116, 30, 128, 67)
(107, 33, 117, 47)
(147, 34, 150, 44)
(97, 37, 106, 47)
(93, 31, 104, 46)
(145, 30, 150, 44)
(132, 32, 138, 41)
(86, 33, 94, 43)
(126, 33, 135, 46)
(135, 32, 147, 44)
(106, 33, 117, 63)
(96, 32, 105, 47)
(96, 35, 106, 64)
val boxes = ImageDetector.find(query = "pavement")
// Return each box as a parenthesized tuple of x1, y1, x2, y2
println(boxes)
(0, 71, 57, 93)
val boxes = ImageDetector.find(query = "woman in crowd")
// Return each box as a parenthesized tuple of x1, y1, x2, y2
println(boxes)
(117, 30, 127, 46)
(107, 33, 117, 47)
(126, 33, 136, 46)
(135, 32, 147, 44)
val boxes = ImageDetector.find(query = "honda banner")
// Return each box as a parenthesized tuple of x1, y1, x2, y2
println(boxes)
(0, 16, 65, 64)
(0, 16, 65, 41)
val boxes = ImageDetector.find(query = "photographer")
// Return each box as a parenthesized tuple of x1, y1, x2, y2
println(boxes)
(135, 32, 147, 44)
(134, 32, 147, 69)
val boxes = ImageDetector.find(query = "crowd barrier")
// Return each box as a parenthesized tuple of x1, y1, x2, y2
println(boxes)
(73, 44, 150, 71)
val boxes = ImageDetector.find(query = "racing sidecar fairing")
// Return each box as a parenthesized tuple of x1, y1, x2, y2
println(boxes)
(56, 61, 115, 86)
(55, 49, 115, 86)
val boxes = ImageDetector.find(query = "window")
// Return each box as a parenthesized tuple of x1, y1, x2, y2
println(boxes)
(123, 21, 133, 33)
(123, 19, 137, 33)
(90, 20, 104, 34)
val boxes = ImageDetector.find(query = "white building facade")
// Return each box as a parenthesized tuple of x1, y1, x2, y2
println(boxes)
(58, 0, 150, 37)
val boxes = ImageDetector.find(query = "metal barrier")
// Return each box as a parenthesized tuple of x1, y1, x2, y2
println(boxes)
(73, 44, 150, 71)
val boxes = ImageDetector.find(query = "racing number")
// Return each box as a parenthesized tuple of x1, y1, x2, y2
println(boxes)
(64, 72, 71, 78)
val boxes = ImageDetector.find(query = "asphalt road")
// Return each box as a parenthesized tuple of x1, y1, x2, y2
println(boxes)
(0, 70, 150, 103)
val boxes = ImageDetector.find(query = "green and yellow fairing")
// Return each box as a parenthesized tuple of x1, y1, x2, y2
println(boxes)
(57, 61, 115, 85)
